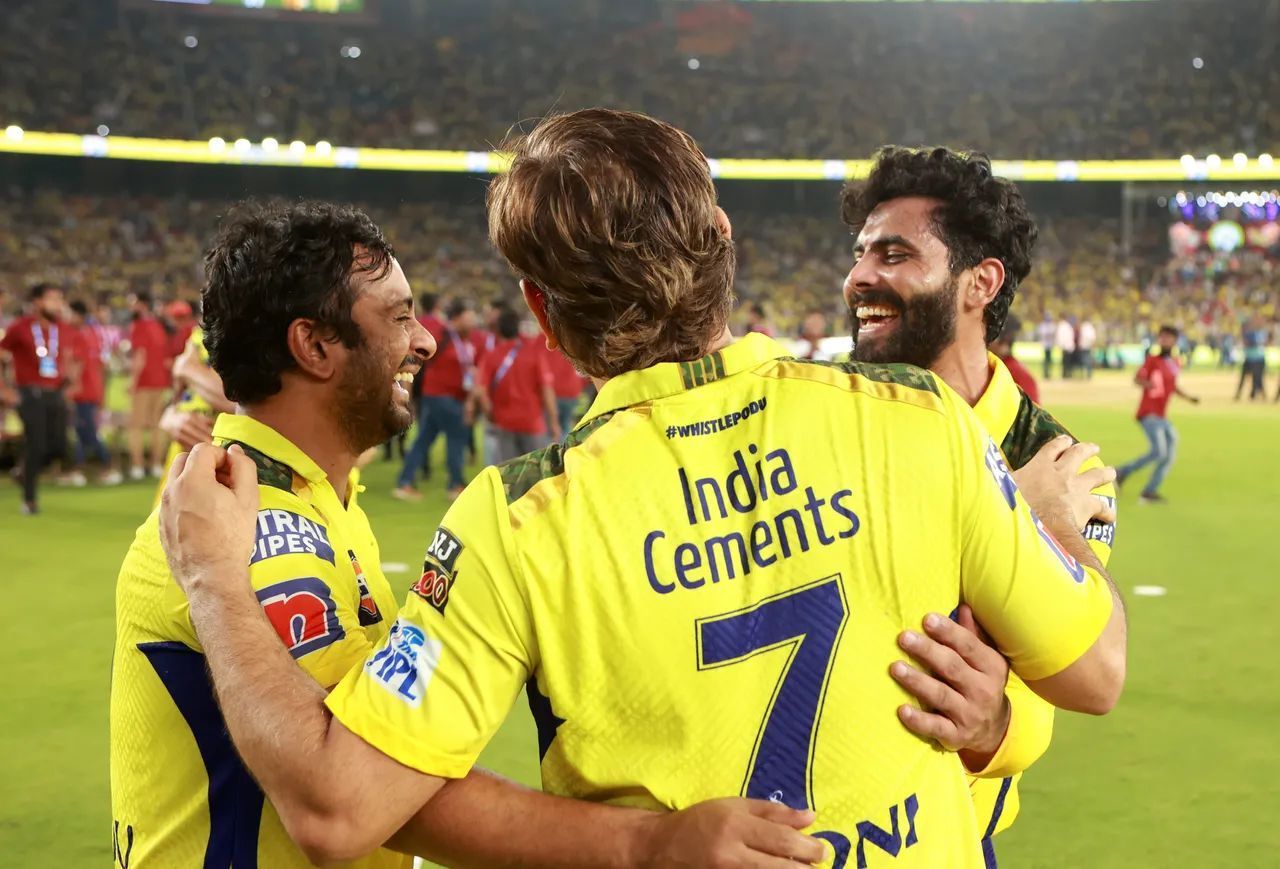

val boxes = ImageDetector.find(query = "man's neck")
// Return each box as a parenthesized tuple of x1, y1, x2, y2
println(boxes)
(930, 337, 994, 408)
(590, 326, 737, 392)
(244, 396, 358, 504)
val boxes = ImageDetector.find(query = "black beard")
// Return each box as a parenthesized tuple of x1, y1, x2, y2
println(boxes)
(334, 341, 413, 454)
(851, 276, 959, 370)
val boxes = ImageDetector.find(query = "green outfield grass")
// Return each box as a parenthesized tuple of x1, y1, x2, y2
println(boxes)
(2, 370, 1278, 866)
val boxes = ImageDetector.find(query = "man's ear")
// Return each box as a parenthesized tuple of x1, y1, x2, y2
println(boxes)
(285, 318, 341, 382)
(520, 279, 559, 351)
(967, 258, 1006, 312)
(714, 206, 733, 241)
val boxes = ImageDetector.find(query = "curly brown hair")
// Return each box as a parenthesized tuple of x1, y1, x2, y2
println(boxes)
(841, 146, 1038, 344)
(487, 109, 736, 379)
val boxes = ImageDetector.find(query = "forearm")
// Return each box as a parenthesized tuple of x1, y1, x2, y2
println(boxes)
(185, 574, 342, 817)
(184, 367, 235, 413)
(1039, 508, 1123, 617)
(965, 675, 1054, 779)
(541, 386, 559, 433)
(391, 769, 656, 869)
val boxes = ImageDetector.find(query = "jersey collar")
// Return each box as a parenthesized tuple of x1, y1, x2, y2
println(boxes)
(971, 352, 1022, 444)
(577, 332, 791, 428)
(211, 413, 328, 485)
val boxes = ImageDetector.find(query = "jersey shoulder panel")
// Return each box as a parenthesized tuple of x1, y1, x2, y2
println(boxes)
(495, 410, 616, 505)
(999, 391, 1073, 470)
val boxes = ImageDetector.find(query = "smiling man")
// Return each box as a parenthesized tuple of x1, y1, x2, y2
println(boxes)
(843, 146, 1121, 864)
(109, 201, 437, 868)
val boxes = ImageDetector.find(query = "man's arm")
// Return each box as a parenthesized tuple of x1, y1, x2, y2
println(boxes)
(161, 444, 445, 862)
(161, 445, 828, 867)
(957, 420, 1126, 715)
(172, 341, 235, 413)
(1175, 385, 1200, 403)
(396, 772, 825, 869)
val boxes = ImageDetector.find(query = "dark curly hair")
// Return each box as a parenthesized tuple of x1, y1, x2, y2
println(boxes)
(841, 146, 1038, 344)
(201, 200, 393, 404)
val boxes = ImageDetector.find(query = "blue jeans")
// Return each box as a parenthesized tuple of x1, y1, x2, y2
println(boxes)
(398, 395, 467, 490)
(1120, 415, 1178, 495)
(555, 396, 581, 438)
(73, 401, 110, 466)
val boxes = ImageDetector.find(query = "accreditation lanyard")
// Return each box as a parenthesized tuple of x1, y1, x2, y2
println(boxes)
(451, 329, 476, 391)
(32, 322, 59, 379)
(489, 343, 521, 394)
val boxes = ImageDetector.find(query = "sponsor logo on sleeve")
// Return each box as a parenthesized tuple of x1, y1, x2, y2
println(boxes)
(255, 577, 345, 658)
(411, 527, 464, 615)
(984, 439, 1019, 510)
(251, 509, 336, 565)
(365, 618, 443, 706)
(348, 549, 383, 627)
(1083, 497, 1117, 547)
(1033, 515, 1087, 584)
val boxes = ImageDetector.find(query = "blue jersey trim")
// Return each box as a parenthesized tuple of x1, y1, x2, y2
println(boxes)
(140, 641, 265, 868)
(980, 775, 1014, 868)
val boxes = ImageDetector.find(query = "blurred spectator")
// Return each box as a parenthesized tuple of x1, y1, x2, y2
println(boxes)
(797, 311, 830, 361)
(66, 300, 122, 486)
(1037, 313, 1056, 380)
(989, 314, 1039, 405)
(0, 283, 71, 514)
(470, 308, 559, 465)
(394, 298, 484, 501)
(126, 293, 172, 479)
(1237, 317, 1269, 401)
(1056, 315, 1077, 379)
(1078, 318, 1097, 380)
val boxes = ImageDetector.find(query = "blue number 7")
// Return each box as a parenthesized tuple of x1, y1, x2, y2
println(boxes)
(695, 575, 849, 811)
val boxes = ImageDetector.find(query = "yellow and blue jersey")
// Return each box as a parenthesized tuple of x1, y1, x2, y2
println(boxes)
(111, 414, 408, 869)
(966, 354, 1118, 856)
(328, 334, 1113, 868)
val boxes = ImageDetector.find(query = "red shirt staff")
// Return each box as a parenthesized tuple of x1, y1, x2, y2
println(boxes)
(0, 283, 72, 515)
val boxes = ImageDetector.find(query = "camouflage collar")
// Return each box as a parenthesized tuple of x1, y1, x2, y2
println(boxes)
(210, 413, 326, 485)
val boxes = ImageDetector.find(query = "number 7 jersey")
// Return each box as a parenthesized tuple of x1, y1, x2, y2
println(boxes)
(327, 334, 1114, 867)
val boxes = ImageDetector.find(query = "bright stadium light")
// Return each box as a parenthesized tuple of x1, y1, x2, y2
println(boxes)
(315, 140, 333, 156)
(349, 46, 362, 59)
(1180, 154, 1195, 168)
(233, 137, 251, 153)
(1260, 153, 1275, 169)
(262, 137, 279, 152)
(1196, 196, 1207, 207)
(184, 35, 199, 49)
(289, 139, 306, 155)
(688, 58, 701, 70)
(1206, 153, 1222, 169)
(5, 125, 23, 141)
(1175, 192, 1187, 205)
(208, 136, 226, 152)
(1233, 152, 1248, 168)
(96, 124, 110, 136)
(1192, 56, 1204, 70)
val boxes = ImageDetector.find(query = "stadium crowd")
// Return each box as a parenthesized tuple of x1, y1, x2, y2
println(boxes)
(3, 0, 1278, 159)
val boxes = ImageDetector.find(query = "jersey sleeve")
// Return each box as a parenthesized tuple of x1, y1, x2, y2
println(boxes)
(223, 497, 377, 689)
(950, 397, 1114, 683)
(325, 467, 534, 779)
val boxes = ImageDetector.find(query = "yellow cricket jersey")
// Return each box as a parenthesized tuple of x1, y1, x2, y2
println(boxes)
(327, 333, 1114, 868)
(965, 354, 1118, 856)
(111, 414, 408, 869)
